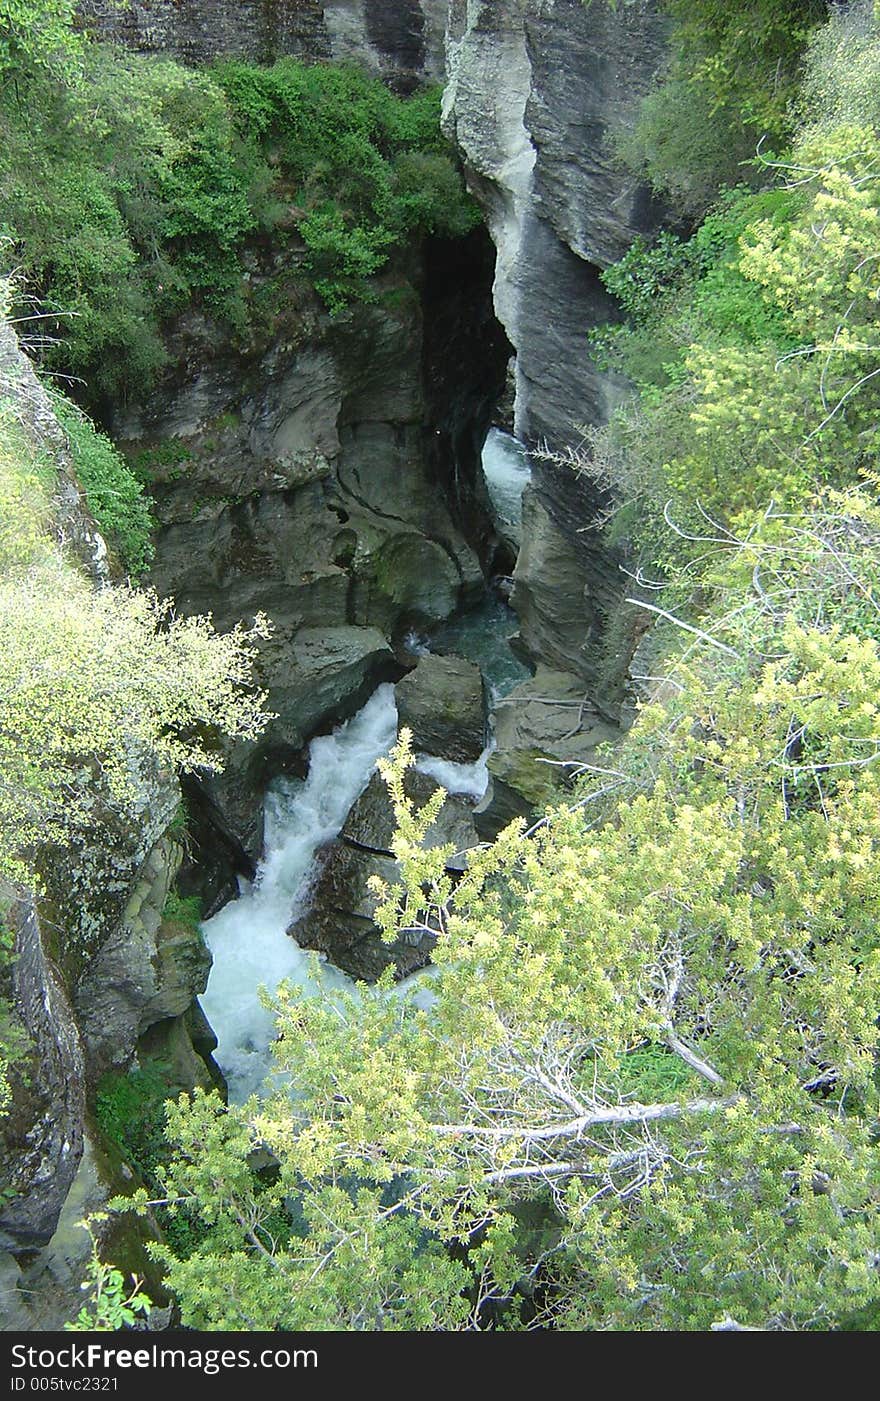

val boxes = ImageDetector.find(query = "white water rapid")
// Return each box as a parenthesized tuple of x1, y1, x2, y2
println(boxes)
(198, 430, 532, 1103)
(199, 684, 399, 1103)
(415, 750, 490, 800)
(480, 427, 531, 545)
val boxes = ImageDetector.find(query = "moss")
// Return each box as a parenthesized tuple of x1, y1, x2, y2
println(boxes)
(128, 440, 193, 484)
(160, 890, 202, 937)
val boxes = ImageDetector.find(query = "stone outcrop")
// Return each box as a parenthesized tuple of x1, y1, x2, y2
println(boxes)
(73, 835, 212, 1079)
(443, 0, 671, 694)
(395, 653, 486, 762)
(79, 0, 448, 89)
(289, 765, 481, 979)
(0, 319, 109, 586)
(1, 1133, 166, 1332)
(475, 666, 620, 835)
(0, 903, 85, 1254)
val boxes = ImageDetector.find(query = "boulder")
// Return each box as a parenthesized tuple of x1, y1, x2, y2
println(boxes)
(289, 767, 482, 981)
(475, 666, 620, 836)
(395, 654, 486, 762)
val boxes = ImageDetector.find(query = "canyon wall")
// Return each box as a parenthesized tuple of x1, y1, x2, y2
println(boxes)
(444, 0, 669, 694)
(79, 0, 448, 89)
(112, 232, 508, 859)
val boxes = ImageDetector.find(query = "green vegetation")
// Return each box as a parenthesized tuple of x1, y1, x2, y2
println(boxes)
(51, 393, 154, 576)
(64, 1217, 151, 1332)
(161, 889, 202, 936)
(617, 0, 828, 212)
(96, 1063, 178, 1198)
(0, 1, 83, 87)
(82, 3, 880, 1332)
(0, 552, 272, 893)
(95, 1059, 211, 1260)
(0, 911, 30, 1117)
(0, 7, 478, 397)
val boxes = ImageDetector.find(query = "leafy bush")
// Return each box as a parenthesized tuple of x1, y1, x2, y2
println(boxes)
(212, 58, 480, 311)
(0, 12, 479, 397)
(796, 0, 880, 135)
(51, 393, 154, 577)
(618, 0, 827, 212)
(96, 1063, 173, 1190)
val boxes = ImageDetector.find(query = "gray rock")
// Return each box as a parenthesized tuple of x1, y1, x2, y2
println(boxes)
(290, 767, 482, 980)
(475, 666, 620, 835)
(343, 767, 481, 869)
(266, 625, 397, 750)
(0, 903, 84, 1253)
(6, 1132, 164, 1331)
(123, 264, 501, 851)
(395, 654, 486, 762)
(82, 0, 447, 89)
(74, 836, 213, 1078)
(0, 319, 110, 584)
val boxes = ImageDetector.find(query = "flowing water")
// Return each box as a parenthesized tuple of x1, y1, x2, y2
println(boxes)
(481, 427, 532, 547)
(199, 683, 488, 1101)
(199, 426, 534, 1100)
(427, 595, 530, 704)
(200, 685, 398, 1102)
(425, 429, 532, 703)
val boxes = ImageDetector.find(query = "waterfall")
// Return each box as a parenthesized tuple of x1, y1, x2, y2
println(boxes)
(199, 684, 398, 1102)
(480, 427, 531, 546)
(198, 431, 533, 1102)
(415, 750, 490, 800)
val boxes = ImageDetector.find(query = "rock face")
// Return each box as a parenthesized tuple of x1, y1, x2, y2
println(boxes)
(395, 653, 486, 761)
(289, 765, 481, 979)
(0, 320, 110, 586)
(80, 0, 448, 89)
(122, 237, 507, 859)
(73, 835, 211, 1078)
(0, 903, 85, 1254)
(443, 0, 671, 694)
(476, 666, 620, 836)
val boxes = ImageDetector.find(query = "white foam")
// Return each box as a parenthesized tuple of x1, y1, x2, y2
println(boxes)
(199, 684, 399, 1102)
(414, 746, 491, 801)
(481, 427, 531, 543)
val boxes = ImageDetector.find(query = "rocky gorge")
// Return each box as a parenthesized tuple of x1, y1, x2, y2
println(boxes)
(1, 0, 674, 1329)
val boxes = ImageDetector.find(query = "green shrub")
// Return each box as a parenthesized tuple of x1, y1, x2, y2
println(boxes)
(618, 0, 827, 212)
(0, 16, 479, 396)
(797, 1, 880, 136)
(96, 1063, 172, 1187)
(212, 58, 480, 312)
(161, 890, 202, 935)
(51, 393, 154, 577)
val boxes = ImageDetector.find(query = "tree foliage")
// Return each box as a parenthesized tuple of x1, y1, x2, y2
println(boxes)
(0, 1, 82, 86)
(118, 498, 880, 1328)
(51, 392, 154, 576)
(0, 10, 478, 396)
(95, 5, 880, 1333)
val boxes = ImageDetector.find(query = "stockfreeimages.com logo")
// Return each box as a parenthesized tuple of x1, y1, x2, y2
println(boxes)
(11, 1344, 317, 1378)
